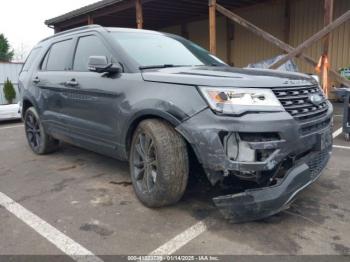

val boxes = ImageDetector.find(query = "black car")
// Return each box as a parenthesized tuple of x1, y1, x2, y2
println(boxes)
(19, 25, 333, 222)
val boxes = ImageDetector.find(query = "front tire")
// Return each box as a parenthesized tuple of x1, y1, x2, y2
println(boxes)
(24, 107, 59, 155)
(130, 119, 189, 207)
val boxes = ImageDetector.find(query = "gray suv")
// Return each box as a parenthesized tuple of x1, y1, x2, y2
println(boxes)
(19, 25, 333, 222)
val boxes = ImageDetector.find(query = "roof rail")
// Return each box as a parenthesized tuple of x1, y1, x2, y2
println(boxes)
(39, 25, 104, 43)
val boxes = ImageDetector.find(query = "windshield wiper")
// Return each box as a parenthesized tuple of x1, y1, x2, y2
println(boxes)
(139, 64, 183, 70)
(194, 63, 224, 67)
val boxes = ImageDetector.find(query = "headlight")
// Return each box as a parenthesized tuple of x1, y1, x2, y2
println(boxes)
(199, 87, 284, 115)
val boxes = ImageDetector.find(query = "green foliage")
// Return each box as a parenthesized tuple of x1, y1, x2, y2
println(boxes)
(3, 78, 16, 104)
(0, 34, 14, 62)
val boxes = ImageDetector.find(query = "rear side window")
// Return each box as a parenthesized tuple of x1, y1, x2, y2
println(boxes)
(73, 35, 110, 72)
(22, 47, 42, 72)
(45, 39, 73, 71)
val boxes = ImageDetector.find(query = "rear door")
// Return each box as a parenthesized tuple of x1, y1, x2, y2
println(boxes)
(34, 38, 75, 138)
(58, 33, 123, 157)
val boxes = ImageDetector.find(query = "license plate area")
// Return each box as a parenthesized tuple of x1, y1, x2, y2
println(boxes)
(315, 129, 332, 151)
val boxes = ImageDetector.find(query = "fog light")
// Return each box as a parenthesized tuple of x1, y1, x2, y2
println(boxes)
(225, 133, 256, 162)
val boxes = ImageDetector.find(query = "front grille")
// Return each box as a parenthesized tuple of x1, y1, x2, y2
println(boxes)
(300, 118, 331, 135)
(307, 147, 331, 180)
(272, 85, 328, 121)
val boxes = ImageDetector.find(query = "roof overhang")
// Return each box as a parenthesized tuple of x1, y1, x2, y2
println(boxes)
(45, 0, 124, 26)
(45, 0, 271, 31)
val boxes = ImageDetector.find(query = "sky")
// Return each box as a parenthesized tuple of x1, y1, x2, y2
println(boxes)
(0, 0, 98, 62)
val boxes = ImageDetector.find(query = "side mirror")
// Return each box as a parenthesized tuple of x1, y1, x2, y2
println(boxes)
(88, 56, 122, 74)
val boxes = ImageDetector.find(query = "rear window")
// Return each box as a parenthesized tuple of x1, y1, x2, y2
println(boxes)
(45, 39, 73, 71)
(22, 47, 42, 72)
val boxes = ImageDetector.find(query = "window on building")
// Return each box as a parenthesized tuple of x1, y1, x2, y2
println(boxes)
(73, 35, 110, 72)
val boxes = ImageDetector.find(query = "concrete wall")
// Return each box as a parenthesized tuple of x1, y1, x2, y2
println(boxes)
(162, 0, 350, 78)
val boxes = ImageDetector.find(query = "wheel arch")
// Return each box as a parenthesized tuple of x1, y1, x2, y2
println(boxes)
(124, 109, 183, 156)
(21, 96, 37, 119)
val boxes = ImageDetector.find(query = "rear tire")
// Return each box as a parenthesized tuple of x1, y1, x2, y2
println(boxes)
(24, 107, 59, 155)
(129, 119, 189, 207)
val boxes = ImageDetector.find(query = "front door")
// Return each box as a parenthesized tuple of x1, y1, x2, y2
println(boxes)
(59, 34, 123, 157)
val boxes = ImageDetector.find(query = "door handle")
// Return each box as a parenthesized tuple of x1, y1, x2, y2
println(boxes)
(65, 79, 79, 87)
(33, 76, 40, 84)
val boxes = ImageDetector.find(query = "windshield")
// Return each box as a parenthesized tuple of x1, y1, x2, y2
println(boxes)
(110, 32, 226, 68)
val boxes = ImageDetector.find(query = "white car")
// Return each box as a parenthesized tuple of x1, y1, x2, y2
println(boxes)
(0, 102, 21, 121)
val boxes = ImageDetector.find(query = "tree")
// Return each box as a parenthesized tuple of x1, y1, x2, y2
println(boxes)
(3, 78, 16, 104)
(0, 34, 14, 62)
(14, 42, 30, 62)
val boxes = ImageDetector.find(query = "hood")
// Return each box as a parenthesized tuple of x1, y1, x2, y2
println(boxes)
(141, 66, 317, 87)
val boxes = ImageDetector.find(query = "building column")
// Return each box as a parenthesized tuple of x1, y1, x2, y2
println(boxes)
(322, 0, 334, 97)
(226, 18, 234, 66)
(136, 0, 143, 29)
(209, 0, 217, 55)
(87, 15, 94, 25)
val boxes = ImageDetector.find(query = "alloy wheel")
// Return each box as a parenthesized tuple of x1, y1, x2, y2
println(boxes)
(132, 132, 158, 193)
(25, 112, 41, 150)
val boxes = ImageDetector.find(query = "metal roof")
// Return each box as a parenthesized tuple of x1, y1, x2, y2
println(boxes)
(0, 63, 23, 85)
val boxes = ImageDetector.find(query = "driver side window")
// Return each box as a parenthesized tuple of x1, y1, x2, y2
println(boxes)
(73, 35, 111, 72)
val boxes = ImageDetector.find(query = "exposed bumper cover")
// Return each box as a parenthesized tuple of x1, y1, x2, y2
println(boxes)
(176, 103, 333, 222)
(176, 103, 333, 179)
(213, 147, 331, 222)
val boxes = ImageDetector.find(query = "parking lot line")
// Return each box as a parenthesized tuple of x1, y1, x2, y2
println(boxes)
(149, 220, 208, 256)
(333, 127, 343, 138)
(0, 124, 23, 130)
(0, 192, 103, 262)
(333, 144, 350, 150)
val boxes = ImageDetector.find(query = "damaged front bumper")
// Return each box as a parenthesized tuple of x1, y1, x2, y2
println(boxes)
(176, 102, 333, 222)
(213, 147, 331, 222)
